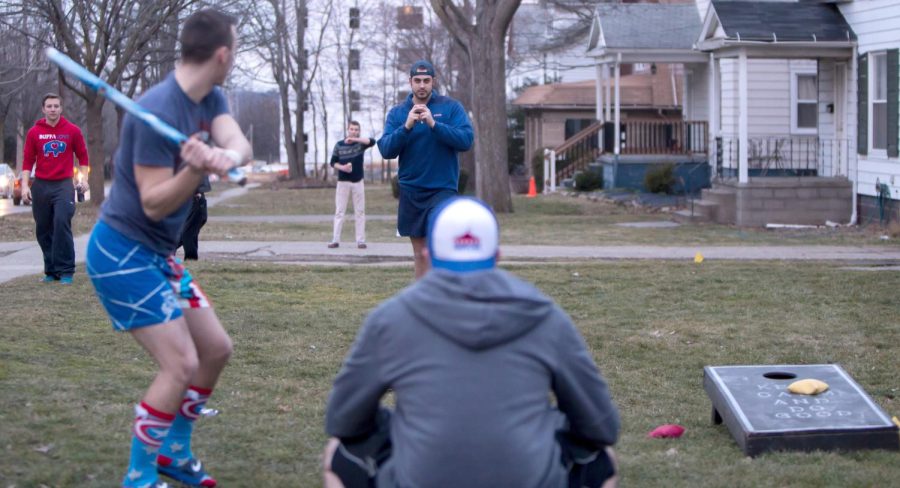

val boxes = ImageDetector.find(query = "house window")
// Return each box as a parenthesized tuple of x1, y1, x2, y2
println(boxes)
(565, 119, 595, 139)
(791, 72, 817, 133)
(870, 52, 888, 151)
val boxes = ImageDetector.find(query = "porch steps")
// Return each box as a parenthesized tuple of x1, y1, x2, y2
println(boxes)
(673, 186, 738, 224)
(701, 187, 737, 224)
(673, 200, 718, 223)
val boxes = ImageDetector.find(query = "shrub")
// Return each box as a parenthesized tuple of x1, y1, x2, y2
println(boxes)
(574, 170, 603, 192)
(458, 169, 470, 194)
(509, 164, 528, 177)
(531, 147, 548, 193)
(391, 175, 400, 199)
(644, 163, 675, 194)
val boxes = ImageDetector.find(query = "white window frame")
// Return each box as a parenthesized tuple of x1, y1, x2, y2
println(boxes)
(868, 51, 888, 157)
(790, 70, 818, 135)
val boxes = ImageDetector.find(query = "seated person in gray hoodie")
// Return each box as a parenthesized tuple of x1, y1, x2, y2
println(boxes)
(323, 197, 620, 488)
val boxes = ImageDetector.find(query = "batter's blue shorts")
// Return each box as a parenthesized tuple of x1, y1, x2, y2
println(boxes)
(397, 187, 457, 238)
(86, 220, 210, 331)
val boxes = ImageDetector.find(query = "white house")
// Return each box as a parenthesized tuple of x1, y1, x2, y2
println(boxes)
(582, 0, 898, 226)
(507, 0, 598, 90)
(835, 0, 900, 223)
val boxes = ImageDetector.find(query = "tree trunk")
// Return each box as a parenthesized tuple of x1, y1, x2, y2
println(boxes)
(431, 0, 519, 212)
(85, 94, 106, 206)
(278, 82, 299, 178)
(0, 119, 5, 165)
(451, 42, 476, 192)
(469, 42, 512, 212)
(292, 103, 305, 178)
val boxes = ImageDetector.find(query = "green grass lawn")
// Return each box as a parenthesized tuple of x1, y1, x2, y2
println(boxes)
(2, 184, 894, 246)
(2, 261, 898, 487)
(203, 184, 893, 246)
(0, 202, 98, 241)
(208, 184, 401, 216)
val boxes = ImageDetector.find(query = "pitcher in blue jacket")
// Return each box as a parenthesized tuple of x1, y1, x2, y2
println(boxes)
(377, 60, 474, 278)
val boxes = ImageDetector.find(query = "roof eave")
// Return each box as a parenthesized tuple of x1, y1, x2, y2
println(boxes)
(518, 103, 679, 110)
(719, 39, 855, 48)
(588, 48, 709, 64)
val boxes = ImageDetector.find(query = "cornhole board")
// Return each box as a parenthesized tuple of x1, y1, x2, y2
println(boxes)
(703, 364, 899, 456)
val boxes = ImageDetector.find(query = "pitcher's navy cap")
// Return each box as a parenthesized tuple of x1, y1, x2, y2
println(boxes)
(427, 197, 499, 273)
(409, 60, 435, 77)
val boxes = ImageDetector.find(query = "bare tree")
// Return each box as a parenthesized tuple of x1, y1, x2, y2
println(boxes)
(0, 24, 39, 165)
(431, 0, 521, 212)
(1, 0, 199, 205)
(309, 81, 321, 178)
(247, 0, 333, 179)
(330, 3, 353, 126)
(315, 69, 330, 180)
(0, 7, 58, 171)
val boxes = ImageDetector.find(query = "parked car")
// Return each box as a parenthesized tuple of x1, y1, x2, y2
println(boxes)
(0, 163, 14, 199)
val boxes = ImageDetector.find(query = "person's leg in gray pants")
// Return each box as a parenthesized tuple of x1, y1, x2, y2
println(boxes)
(32, 179, 75, 280)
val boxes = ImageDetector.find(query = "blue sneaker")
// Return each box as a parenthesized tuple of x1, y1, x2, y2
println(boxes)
(60, 276, 73, 285)
(158, 457, 217, 487)
(122, 475, 170, 488)
(40, 275, 57, 283)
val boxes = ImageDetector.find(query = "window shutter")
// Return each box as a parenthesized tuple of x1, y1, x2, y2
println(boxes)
(858, 54, 868, 155)
(887, 49, 899, 158)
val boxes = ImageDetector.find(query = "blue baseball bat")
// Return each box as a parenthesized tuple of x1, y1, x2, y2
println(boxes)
(46, 47, 246, 185)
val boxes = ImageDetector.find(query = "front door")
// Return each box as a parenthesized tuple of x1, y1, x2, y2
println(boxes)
(834, 63, 847, 176)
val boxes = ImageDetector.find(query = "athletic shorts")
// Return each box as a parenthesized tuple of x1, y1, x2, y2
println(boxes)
(397, 187, 457, 238)
(331, 409, 616, 488)
(86, 220, 210, 331)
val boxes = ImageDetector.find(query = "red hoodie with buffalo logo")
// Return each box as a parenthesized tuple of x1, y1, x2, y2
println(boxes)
(23, 116, 89, 181)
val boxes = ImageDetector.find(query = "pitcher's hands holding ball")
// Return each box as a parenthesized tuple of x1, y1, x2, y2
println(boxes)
(414, 104, 435, 128)
(404, 104, 435, 130)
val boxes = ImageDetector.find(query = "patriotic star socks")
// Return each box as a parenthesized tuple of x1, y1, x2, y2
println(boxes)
(158, 386, 212, 468)
(123, 402, 175, 488)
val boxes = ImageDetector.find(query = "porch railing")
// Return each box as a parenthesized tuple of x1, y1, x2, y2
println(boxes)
(620, 120, 708, 155)
(716, 136, 850, 179)
(546, 122, 602, 191)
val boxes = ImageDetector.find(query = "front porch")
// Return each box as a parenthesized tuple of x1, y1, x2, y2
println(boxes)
(571, 0, 859, 226)
(678, 177, 853, 227)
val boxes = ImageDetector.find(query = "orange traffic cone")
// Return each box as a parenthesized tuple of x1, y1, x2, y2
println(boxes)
(526, 176, 537, 198)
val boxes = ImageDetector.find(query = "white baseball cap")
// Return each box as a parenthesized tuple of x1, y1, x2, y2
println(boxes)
(427, 197, 499, 272)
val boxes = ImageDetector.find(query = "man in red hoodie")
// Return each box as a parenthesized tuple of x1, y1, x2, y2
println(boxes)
(21, 93, 89, 284)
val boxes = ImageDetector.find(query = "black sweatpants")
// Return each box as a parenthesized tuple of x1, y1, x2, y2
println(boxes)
(31, 178, 76, 278)
(332, 410, 616, 488)
(179, 193, 208, 260)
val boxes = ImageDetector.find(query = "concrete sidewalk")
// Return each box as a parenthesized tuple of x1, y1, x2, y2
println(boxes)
(4, 238, 900, 284)
(3, 179, 900, 283)
(199, 241, 900, 263)
(208, 214, 395, 223)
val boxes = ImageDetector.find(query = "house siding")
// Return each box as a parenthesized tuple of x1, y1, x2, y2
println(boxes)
(718, 58, 818, 171)
(817, 59, 853, 178)
(840, 0, 900, 200)
(721, 59, 819, 137)
(687, 63, 710, 121)
(818, 60, 836, 141)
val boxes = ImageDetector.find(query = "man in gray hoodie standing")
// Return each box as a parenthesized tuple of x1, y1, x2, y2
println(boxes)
(323, 197, 620, 488)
